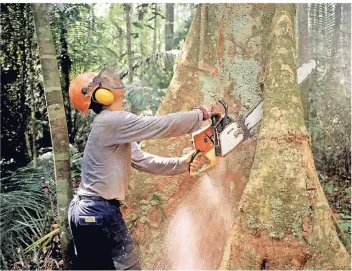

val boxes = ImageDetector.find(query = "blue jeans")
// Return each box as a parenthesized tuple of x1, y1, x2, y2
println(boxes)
(68, 196, 140, 270)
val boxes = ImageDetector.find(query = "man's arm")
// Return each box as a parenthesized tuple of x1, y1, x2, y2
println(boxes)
(130, 142, 189, 175)
(111, 109, 204, 144)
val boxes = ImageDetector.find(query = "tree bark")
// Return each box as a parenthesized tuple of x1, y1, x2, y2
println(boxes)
(140, 28, 144, 56)
(125, 3, 133, 84)
(32, 3, 73, 268)
(165, 3, 174, 51)
(26, 5, 37, 167)
(28, 41, 38, 167)
(24, 132, 33, 159)
(19, 5, 28, 161)
(126, 4, 272, 269)
(29, 70, 38, 168)
(222, 4, 350, 269)
(124, 3, 137, 114)
(59, 13, 73, 143)
(123, 3, 350, 270)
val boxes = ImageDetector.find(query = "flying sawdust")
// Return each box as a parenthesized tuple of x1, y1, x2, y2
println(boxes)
(154, 158, 234, 269)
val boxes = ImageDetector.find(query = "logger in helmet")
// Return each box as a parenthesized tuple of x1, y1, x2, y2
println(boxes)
(68, 68, 220, 270)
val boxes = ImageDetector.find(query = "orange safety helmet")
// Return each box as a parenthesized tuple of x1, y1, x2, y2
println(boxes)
(69, 68, 124, 115)
(69, 72, 97, 115)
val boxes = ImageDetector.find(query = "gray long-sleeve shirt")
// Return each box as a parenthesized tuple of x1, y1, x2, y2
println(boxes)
(77, 109, 204, 200)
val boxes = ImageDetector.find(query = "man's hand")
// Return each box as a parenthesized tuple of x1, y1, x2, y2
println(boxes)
(207, 103, 223, 120)
(196, 103, 222, 121)
(185, 150, 203, 173)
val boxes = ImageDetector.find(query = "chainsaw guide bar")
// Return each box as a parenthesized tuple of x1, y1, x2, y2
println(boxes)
(189, 59, 317, 176)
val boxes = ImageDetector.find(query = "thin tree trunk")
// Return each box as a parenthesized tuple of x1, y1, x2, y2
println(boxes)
(297, 4, 309, 65)
(342, 4, 351, 60)
(158, 7, 162, 53)
(59, 14, 73, 143)
(140, 28, 144, 55)
(165, 3, 174, 51)
(29, 70, 37, 168)
(19, 5, 28, 160)
(32, 3, 73, 268)
(125, 4, 133, 84)
(341, 4, 351, 92)
(118, 27, 124, 57)
(24, 132, 33, 159)
(25, 5, 37, 168)
(297, 4, 310, 122)
(28, 39, 38, 167)
(153, 4, 157, 54)
(124, 3, 137, 114)
(26, 5, 37, 167)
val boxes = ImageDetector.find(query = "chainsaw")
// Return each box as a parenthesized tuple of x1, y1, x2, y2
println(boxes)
(189, 59, 317, 176)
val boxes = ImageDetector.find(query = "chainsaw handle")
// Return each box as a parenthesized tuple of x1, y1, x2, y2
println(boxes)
(212, 116, 221, 156)
(188, 149, 201, 174)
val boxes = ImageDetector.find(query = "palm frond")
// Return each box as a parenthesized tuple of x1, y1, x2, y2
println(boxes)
(0, 159, 55, 269)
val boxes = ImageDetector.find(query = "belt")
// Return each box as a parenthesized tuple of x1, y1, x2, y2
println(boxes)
(78, 195, 120, 206)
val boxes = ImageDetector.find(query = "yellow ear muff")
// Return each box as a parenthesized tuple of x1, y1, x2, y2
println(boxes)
(94, 88, 114, 105)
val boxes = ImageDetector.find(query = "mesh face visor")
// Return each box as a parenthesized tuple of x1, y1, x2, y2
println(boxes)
(81, 68, 125, 96)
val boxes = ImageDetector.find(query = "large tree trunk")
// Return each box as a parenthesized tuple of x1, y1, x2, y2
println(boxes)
(221, 4, 350, 269)
(123, 3, 350, 270)
(165, 3, 174, 51)
(125, 3, 272, 269)
(32, 3, 73, 267)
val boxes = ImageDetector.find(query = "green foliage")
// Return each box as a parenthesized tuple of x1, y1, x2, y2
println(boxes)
(71, 152, 83, 179)
(0, 158, 56, 269)
(0, 149, 83, 269)
(307, 8, 350, 242)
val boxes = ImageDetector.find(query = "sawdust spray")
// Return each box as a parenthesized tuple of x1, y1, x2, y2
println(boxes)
(154, 158, 235, 269)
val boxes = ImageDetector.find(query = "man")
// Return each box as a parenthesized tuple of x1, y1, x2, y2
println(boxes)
(68, 68, 219, 270)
